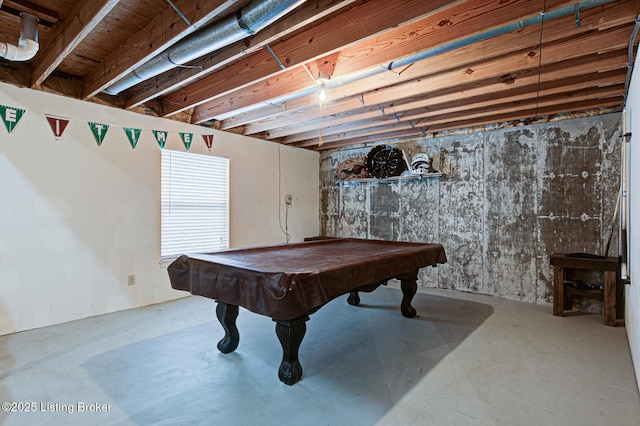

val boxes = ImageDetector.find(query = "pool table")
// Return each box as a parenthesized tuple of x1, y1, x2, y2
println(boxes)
(167, 238, 447, 385)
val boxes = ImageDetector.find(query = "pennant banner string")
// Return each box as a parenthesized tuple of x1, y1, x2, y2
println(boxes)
(0, 102, 218, 152)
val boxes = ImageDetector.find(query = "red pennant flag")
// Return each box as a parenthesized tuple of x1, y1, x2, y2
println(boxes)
(202, 134, 214, 150)
(45, 115, 70, 140)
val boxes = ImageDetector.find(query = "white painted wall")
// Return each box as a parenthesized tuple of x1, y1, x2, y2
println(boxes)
(0, 83, 319, 335)
(625, 50, 640, 391)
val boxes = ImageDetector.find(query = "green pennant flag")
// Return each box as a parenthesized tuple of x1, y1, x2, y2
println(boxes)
(180, 132, 193, 151)
(124, 127, 142, 149)
(153, 130, 168, 149)
(0, 104, 25, 134)
(88, 122, 109, 146)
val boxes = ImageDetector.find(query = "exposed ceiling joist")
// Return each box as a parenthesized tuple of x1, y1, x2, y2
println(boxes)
(239, 1, 636, 139)
(0, 0, 636, 151)
(30, 0, 121, 88)
(186, 0, 611, 124)
(161, 0, 460, 118)
(80, 0, 243, 99)
(124, 0, 361, 109)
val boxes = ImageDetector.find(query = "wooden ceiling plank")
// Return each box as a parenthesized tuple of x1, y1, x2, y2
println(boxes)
(161, 0, 460, 116)
(336, 26, 631, 110)
(243, 24, 632, 139)
(307, 122, 417, 147)
(2, 0, 59, 24)
(293, 84, 623, 146)
(181, 0, 584, 120)
(326, 0, 575, 79)
(30, 0, 121, 89)
(223, 93, 323, 130)
(313, 127, 429, 149)
(298, 125, 423, 148)
(278, 70, 627, 144)
(80, 0, 242, 99)
(431, 98, 624, 133)
(223, 0, 640, 131)
(276, 107, 384, 142)
(124, 0, 361, 109)
(386, 66, 628, 116)
(309, 102, 623, 150)
(261, 47, 627, 142)
(393, 70, 626, 124)
(214, 0, 638, 130)
(279, 114, 389, 143)
(325, 42, 629, 131)
(310, 56, 626, 142)
(417, 85, 624, 128)
(305, 98, 622, 150)
(422, 99, 622, 133)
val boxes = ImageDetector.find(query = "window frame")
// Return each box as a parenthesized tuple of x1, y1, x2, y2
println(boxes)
(160, 149, 229, 266)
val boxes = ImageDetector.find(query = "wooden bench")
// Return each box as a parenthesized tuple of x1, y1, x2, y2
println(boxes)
(550, 253, 622, 327)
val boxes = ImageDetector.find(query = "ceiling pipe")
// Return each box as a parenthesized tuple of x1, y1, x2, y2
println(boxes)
(103, 0, 306, 96)
(0, 11, 39, 62)
(218, 0, 619, 121)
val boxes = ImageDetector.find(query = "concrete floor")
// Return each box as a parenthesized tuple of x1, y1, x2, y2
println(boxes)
(1, 286, 638, 426)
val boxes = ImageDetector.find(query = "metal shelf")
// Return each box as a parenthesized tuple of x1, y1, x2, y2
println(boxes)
(337, 172, 442, 185)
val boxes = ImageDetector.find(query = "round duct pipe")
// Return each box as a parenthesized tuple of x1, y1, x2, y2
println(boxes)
(103, 0, 306, 95)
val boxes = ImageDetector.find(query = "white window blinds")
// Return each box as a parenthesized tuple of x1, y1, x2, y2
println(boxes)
(161, 150, 229, 264)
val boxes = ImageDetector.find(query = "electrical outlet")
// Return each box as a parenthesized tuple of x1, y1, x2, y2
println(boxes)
(127, 274, 136, 286)
(284, 194, 293, 205)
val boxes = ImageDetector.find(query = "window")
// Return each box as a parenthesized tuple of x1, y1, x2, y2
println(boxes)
(161, 150, 229, 264)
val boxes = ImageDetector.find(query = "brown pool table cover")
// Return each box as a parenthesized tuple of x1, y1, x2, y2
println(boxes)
(167, 238, 447, 320)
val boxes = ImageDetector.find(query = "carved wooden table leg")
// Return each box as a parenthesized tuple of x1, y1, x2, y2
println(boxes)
(347, 291, 360, 306)
(274, 316, 309, 385)
(400, 273, 418, 318)
(216, 302, 239, 353)
(347, 281, 387, 306)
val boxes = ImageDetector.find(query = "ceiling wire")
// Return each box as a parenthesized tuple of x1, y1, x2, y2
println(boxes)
(302, 64, 317, 83)
(381, 62, 414, 78)
(534, 0, 547, 118)
(319, 101, 324, 147)
(301, 64, 326, 147)
(166, 0, 192, 27)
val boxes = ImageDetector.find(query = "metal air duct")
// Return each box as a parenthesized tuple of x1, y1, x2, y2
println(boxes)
(103, 0, 306, 95)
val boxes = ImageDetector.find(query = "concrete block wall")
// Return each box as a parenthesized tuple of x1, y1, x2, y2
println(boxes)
(319, 113, 621, 304)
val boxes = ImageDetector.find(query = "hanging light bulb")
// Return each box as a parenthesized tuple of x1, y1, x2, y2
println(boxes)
(318, 83, 327, 102)
(316, 70, 330, 103)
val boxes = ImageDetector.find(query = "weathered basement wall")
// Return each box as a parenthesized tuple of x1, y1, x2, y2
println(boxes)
(320, 113, 621, 304)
